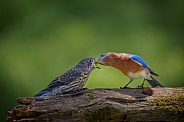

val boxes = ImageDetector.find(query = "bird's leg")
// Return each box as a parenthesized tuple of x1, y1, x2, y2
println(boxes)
(120, 79, 133, 89)
(137, 79, 145, 89)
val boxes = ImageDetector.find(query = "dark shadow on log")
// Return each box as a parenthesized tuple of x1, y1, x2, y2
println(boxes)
(7, 88, 184, 122)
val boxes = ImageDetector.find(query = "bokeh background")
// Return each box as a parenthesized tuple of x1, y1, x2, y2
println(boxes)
(1, 0, 184, 121)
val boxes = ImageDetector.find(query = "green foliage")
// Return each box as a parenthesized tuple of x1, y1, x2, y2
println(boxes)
(1, 1, 184, 121)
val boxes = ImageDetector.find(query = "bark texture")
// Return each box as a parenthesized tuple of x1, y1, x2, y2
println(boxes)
(7, 87, 184, 122)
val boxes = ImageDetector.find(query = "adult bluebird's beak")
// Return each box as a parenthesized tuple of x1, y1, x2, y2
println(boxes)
(96, 53, 108, 65)
(96, 60, 105, 65)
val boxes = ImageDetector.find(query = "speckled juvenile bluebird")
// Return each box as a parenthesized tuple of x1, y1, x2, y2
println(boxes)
(97, 52, 163, 88)
(35, 57, 99, 97)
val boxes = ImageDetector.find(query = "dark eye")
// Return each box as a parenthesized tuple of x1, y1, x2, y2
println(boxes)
(88, 59, 92, 63)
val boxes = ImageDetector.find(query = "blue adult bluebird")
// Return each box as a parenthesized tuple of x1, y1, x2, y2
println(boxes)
(97, 52, 163, 88)
(34, 57, 99, 97)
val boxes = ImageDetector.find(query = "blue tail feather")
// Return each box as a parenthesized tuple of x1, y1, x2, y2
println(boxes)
(34, 89, 49, 97)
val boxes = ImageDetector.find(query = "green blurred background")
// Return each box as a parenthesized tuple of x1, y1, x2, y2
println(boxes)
(1, 0, 184, 121)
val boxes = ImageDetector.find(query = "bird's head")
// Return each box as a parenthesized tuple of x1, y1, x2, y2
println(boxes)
(77, 57, 100, 72)
(97, 52, 115, 66)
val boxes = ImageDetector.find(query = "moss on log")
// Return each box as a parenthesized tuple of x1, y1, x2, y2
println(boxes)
(7, 88, 184, 121)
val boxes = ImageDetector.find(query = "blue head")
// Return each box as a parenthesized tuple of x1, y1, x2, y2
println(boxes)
(97, 52, 114, 65)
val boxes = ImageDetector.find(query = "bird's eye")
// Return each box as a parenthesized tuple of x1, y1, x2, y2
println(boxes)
(88, 59, 93, 64)
(101, 54, 106, 58)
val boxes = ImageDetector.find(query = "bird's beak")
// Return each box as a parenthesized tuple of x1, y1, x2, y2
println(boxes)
(96, 59, 106, 66)
(96, 53, 109, 65)
(94, 58, 101, 69)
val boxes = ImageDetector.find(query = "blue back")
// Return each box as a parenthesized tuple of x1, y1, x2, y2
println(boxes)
(129, 54, 151, 70)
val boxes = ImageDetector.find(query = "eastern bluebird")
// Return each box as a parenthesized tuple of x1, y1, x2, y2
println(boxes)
(34, 57, 99, 97)
(97, 52, 163, 88)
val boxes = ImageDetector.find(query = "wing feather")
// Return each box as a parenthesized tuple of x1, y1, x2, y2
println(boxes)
(47, 68, 82, 89)
(129, 54, 159, 76)
(129, 54, 151, 69)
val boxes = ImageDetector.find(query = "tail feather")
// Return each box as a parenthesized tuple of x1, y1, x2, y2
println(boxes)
(146, 76, 163, 87)
(34, 89, 49, 97)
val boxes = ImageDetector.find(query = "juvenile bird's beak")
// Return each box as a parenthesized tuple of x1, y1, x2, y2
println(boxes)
(94, 58, 101, 69)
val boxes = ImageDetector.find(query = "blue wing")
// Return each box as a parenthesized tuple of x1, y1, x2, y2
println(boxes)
(129, 54, 159, 76)
(129, 54, 151, 70)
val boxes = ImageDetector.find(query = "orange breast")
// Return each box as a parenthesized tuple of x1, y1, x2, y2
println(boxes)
(108, 53, 146, 76)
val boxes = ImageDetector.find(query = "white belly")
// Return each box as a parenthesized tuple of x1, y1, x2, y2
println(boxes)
(127, 70, 150, 80)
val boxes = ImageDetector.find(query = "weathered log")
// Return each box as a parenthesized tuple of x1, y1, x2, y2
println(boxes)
(7, 88, 184, 121)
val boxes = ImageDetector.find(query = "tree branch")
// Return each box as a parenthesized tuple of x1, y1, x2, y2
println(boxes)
(7, 88, 184, 121)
